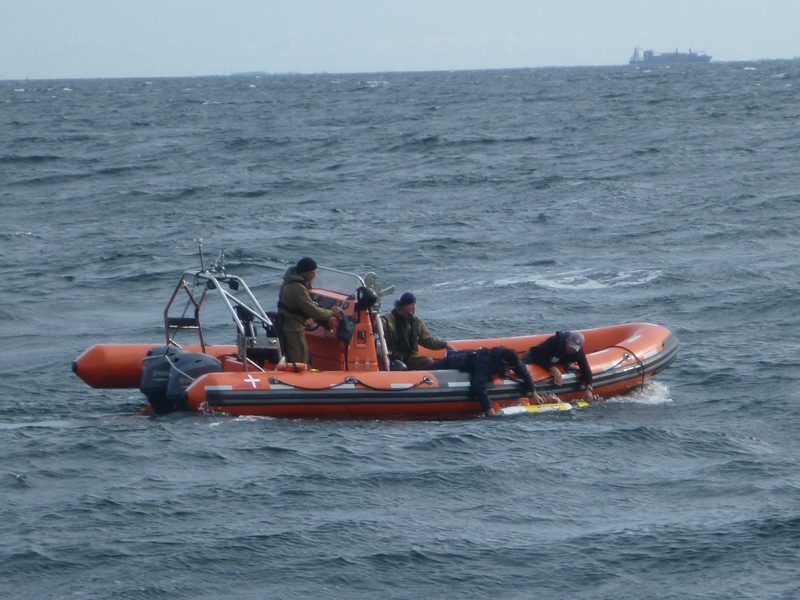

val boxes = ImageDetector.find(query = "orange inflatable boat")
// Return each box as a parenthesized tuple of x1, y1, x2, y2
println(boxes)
(72, 253, 678, 419)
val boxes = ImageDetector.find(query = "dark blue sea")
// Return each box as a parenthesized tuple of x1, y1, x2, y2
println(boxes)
(2, 62, 799, 599)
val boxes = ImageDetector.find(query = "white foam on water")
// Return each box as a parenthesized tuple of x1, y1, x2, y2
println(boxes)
(494, 268, 662, 291)
(0, 420, 78, 430)
(606, 380, 673, 405)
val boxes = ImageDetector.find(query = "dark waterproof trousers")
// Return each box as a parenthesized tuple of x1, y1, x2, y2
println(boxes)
(279, 329, 309, 364)
(430, 350, 494, 414)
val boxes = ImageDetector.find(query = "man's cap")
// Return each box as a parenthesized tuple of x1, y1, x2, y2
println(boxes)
(295, 257, 317, 273)
(397, 292, 416, 307)
(565, 331, 585, 352)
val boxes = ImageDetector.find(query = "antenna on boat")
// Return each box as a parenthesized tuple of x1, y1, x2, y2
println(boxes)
(196, 238, 205, 271)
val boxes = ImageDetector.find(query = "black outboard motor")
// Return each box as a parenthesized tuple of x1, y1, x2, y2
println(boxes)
(139, 346, 222, 414)
(140, 346, 186, 414)
(164, 352, 223, 412)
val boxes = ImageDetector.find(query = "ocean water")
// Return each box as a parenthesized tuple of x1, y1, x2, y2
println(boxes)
(2, 61, 800, 599)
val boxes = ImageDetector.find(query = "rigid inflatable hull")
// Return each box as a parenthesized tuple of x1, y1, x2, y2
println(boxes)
(185, 329, 678, 419)
(73, 323, 678, 420)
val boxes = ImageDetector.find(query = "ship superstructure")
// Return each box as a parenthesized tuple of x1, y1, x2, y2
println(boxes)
(629, 47, 711, 65)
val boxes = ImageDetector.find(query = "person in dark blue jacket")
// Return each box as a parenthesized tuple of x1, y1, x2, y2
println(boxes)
(430, 346, 541, 416)
(523, 331, 594, 402)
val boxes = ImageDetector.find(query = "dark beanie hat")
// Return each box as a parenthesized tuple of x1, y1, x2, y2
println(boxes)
(295, 257, 317, 273)
(397, 292, 416, 307)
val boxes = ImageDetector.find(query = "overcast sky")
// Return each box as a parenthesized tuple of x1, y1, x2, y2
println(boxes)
(2, 0, 798, 80)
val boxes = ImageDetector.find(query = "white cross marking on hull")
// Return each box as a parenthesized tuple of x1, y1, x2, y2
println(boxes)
(244, 375, 260, 388)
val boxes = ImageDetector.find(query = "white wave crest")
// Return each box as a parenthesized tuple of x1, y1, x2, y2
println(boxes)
(606, 380, 673, 405)
(495, 268, 661, 290)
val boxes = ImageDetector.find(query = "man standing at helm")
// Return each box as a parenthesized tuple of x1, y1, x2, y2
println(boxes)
(277, 257, 342, 364)
(382, 292, 456, 370)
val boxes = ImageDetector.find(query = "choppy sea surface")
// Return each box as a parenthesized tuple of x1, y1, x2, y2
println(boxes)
(2, 62, 799, 599)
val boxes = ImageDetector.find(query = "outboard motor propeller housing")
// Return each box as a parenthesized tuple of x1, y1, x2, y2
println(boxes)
(139, 346, 222, 414)
(140, 346, 186, 414)
(165, 353, 223, 412)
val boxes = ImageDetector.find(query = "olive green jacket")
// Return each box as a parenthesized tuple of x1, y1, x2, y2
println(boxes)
(382, 309, 448, 363)
(278, 272, 336, 333)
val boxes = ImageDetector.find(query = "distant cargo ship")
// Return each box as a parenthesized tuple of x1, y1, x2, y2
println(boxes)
(629, 47, 711, 65)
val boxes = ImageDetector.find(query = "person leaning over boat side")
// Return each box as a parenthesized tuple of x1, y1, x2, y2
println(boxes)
(430, 346, 542, 416)
(381, 292, 455, 370)
(523, 331, 594, 402)
(277, 257, 342, 364)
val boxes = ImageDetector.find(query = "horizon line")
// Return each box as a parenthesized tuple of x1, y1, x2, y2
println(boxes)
(3, 56, 798, 83)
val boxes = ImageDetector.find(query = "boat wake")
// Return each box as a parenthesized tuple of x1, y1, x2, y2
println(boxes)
(607, 380, 673, 405)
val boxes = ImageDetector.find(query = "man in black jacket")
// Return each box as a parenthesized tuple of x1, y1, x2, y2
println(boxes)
(430, 346, 541, 416)
(523, 331, 594, 402)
